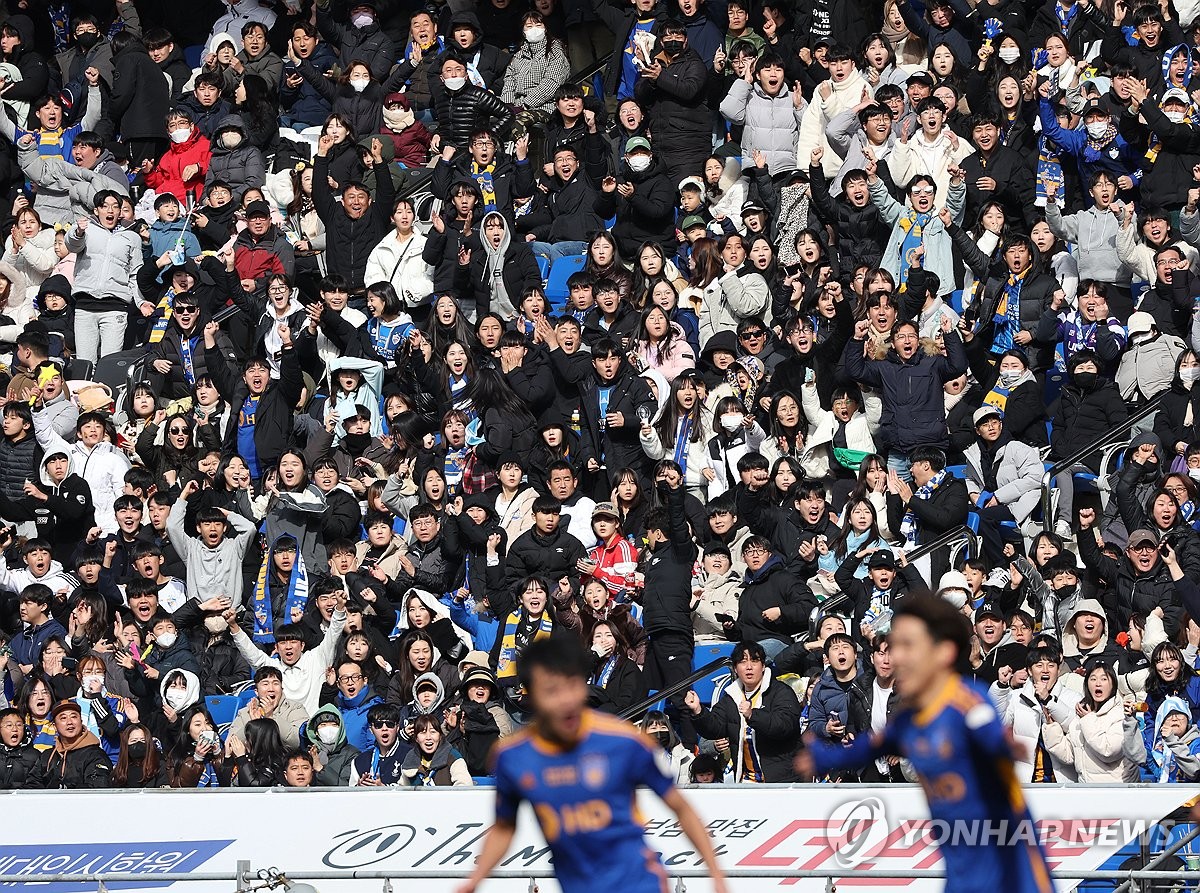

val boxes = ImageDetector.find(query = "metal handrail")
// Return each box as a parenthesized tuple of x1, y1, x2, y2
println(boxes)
(1039, 395, 1165, 532)
(618, 654, 733, 722)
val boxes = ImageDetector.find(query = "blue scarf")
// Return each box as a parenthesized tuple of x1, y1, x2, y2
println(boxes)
(590, 655, 619, 688)
(673, 417, 692, 473)
(180, 335, 198, 386)
(251, 539, 310, 645)
(897, 212, 931, 289)
(1055, 2, 1079, 34)
(991, 270, 1026, 353)
(900, 468, 947, 547)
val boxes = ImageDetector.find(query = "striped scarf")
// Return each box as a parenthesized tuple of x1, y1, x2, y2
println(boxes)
(991, 269, 1027, 353)
(738, 684, 765, 782)
(147, 288, 177, 344)
(250, 541, 310, 645)
(495, 610, 553, 679)
(471, 162, 498, 211)
(900, 468, 947, 547)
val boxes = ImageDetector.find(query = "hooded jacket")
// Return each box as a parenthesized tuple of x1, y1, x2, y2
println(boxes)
(305, 704, 361, 786)
(27, 729, 111, 789)
(1058, 599, 1128, 682)
(0, 452, 93, 561)
(398, 736, 472, 786)
(990, 674, 1082, 782)
(443, 12, 508, 91)
(1141, 695, 1200, 782)
(145, 126, 212, 204)
(457, 212, 542, 320)
(692, 666, 802, 782)
(207, 0, 277, 53)
(204, 116, 266, 201)
(32, 410, 130, 536)
(0, 16, 48, 104)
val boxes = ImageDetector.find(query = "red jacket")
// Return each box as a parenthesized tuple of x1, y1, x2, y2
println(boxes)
(145, 128, 212, 203)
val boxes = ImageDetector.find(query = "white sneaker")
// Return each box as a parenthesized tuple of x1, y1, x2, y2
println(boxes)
(1054, 520, 1074, 540)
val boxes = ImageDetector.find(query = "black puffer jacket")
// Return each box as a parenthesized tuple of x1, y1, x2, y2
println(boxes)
(594, 156, 676, 256)
(1049, 374, 1130, 472)
(0, 16, 49, 104)
(433, 85, 515, 152)
(0, 740, 38, 789)
(641, 482, 697, 636)
(315, 9, 396, 80)
(807, 162, 889, 272)
(728, 555, 818, 646)
(633, 48, 712, 164)
(504, 526, 586, 593)
(1154, 379, 1200, 454)
(576, 363, 657, 474)
(312, 153, 395, 292)
(1028, 0, 1109, 58)
(0, 435, 38, 501)
(1079, 533, 1189, 638)
(209, 345, 304, 474)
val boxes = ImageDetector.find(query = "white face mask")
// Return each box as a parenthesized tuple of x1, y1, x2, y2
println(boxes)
(1189, 468, 1200, 481)
(1085, 121, 1109, 138)
(169, 127, 191, 144)
(222, 132, 243, 149)
(1166, 109, 1186, 123)
(997, 47, 1020, 63)
(351, 11, 373, 27)
(164, 689, 189, 709)
(1131, 330, 1154, 344)
(1181, 366, 1200, 382)
(203, 615, 228, 634)
(719, 412, 744, 432)
(156, 631, 177, 649)
(350, 78, 369, 92)
(998, 370, 1022, 387)
(627, 154, 651, 172)
(443, 76, 467, 91)
(317, 725, 340, 745)
(524, 26, 546, 43)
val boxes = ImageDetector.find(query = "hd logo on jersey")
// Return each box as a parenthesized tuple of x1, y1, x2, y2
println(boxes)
(581, 753, 609, 790)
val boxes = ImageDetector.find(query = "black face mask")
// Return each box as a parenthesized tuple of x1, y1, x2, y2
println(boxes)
(127, 742, 148, 761)
(343, 431, 372, 455)
(75, 32, 100, 50)
(653, 730, 672, 749)
(662, 39, 685, 56)
(1073, 371, 1097, 390)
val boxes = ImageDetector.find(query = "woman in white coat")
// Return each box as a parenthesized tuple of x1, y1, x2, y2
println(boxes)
(1043, 659, 1145, 782)
(364, 196, 434, 313)
(2, 201, 56, 301)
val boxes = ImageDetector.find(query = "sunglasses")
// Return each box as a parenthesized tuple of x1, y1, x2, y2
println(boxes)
(910, 186, 935, 196)
(739, 330, 766, 339)
(370, 720, 398, 729)
(175, 306, 198, 314)
(168, 427, 189, 435)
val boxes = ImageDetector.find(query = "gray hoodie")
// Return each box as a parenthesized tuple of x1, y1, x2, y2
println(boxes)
(167, 495, 258, 606)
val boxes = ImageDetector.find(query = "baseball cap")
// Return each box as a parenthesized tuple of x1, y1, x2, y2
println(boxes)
(245, 199, 271, 218)
(592, 501, 620, 521)
(1127, 311, 1155, 335)
(1127, 528, 1160, 549)
(973, 405, 1004, 426)
(741, 200, 766, 215)
(867, 549, 897, 569)
(625, 136, 652, 153)
(680, 214, 707, 231)
(50, 700, 82, 719)
(1163, 87, 1191, 106)
(974, 601, 1004, 622)
(906, 71, 934, 87)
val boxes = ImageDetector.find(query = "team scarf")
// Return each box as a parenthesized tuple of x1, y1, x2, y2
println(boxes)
(897, 212, 930, 290)
(1036, 134, 1065, 205)
(403, 35, 444, 63)
(1054, 1, 1079, 34)
(250, 541, 310, 645)
(495, 610, 554, 679)
(673, 416, 693, 473)
(180, 335, 198, 385)
(471, 162, 498, 211)
(737, 682, 766, 782)
(1083, 123, 1119, 163)
(900, 468, 947, 547)
(590, 655, 619, 689)
(991, 269, 1028, 353)
(147, 288, 177, 344)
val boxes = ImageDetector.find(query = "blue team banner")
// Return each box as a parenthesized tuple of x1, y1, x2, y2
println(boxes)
(0, 841, 233, 891)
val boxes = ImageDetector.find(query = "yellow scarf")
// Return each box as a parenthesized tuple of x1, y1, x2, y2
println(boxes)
(495, 610, 553, 679)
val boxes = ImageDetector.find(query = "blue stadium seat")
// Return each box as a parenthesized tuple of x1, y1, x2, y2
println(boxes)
(184, 45, 205, 70)
(536, 254, 550, 283)
(692, 643, 735, 704)
(545, 254, 586, 310)
(949, 289, 964, 315)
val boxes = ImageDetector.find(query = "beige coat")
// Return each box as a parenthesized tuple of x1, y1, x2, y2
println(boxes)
(1042, 696, 1144, 782)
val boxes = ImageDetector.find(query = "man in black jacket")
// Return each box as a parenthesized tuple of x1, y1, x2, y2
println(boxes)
(685, 640, 801, 782)
(432, 56, 515, 151)
(522, 144, 604, 263)
(577, 339, 656, 482)
(0, 450, 94, 564)
(886, 446, 970, 580)
(27, 700, 111, 788)
(726, 536, 818, 658)
(960, 113, 1035, 232)
(312, 135, 394, 294)
(0, 709, 38, 790)
(431, 128, 519, 218)
(739, 478, 842, 579)
(595, 137, 677, 255)
(503, 497, 587, 594)
(642, 482, 699, 745)
(633, 22, 711, 183)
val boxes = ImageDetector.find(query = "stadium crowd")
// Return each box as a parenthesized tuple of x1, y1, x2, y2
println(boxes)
(0, 0, 1199, 791)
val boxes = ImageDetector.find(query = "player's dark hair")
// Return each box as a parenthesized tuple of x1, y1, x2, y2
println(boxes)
(892, 592, 972, 675)
(518, 636, 592, 690)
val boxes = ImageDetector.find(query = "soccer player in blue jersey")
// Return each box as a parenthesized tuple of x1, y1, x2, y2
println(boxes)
(797, 594, 1053, 893)
(456, 637, 728, 893)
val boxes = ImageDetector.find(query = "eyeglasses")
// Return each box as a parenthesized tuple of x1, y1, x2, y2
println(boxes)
(268, 286, 290, 295)
(338, 674, 365, 684)
(1128, 543, 1158, 553)
(471, 140, 494, 148)
(739, 330, 766, 340)
(370, 720, 398, 729)
(743, 545, 769, 556)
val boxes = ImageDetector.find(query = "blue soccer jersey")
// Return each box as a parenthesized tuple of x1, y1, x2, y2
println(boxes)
(811, 675, 1053, 893)
(492, 709, 674, 893)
